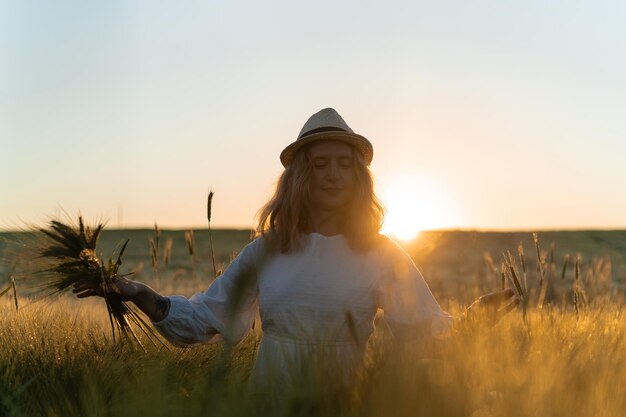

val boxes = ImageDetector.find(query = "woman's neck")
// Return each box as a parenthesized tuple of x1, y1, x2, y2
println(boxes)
(310, 210, 343, 236)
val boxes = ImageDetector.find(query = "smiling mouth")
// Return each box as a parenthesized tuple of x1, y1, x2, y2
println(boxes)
(322, 189, 344, 196)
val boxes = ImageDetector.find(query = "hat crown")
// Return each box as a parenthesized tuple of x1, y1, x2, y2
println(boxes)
(280, 107, 373, 167)
(298, 108, 354, 139)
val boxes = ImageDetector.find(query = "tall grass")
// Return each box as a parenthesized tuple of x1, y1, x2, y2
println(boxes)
(2, 230, 625, 416)
(1, 296, 625, 416)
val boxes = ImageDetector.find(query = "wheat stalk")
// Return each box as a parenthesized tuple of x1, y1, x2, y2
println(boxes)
(184, 230, 195, 256)
(207, 190, 217, 278)
(533, 233, 544, 286)
(184, 230, 196, 278)
(163, 237, 173, 268)
(561, 254, 570, 280)
(518, 242, 528, 293)
(533, 233, 552, 309)
(150, 223, 161, 288)
(503, 250, 528, 325)
(572, 253, 588, 315)
(10, 276, 18, 311)
(548, 242, 555, 265)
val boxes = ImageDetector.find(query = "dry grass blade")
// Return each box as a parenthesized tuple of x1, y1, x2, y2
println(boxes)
(11, 276, 18, 311)
(561, 254, 570, 280)
(503, 250, 528, 325)
(504, 251, 524, 299)
(508, 263, 524, 300)
(0, 284, 10, 299)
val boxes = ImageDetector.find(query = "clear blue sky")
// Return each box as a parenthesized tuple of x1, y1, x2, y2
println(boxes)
(2, 1, 625, 232)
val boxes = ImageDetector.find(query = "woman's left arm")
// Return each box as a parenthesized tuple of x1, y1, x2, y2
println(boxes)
(377, 238, 519, 340)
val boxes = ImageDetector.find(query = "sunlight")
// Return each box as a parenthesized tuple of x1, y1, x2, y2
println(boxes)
(380, 177, 453, 241)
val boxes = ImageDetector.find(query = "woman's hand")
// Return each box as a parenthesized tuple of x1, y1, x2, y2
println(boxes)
(72, 277, 141, 302)
(463, 288, 519, 326)
(72, 278, 170, 322)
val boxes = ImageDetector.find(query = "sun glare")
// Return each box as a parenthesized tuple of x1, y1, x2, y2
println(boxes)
(380, 177, 453, 242)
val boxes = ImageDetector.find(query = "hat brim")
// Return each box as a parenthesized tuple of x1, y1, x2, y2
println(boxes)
(280, 131, 373, 167)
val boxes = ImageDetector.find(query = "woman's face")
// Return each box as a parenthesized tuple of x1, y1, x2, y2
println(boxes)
(307, 140, 356, 213)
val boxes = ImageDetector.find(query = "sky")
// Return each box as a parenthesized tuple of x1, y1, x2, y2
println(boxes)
(2, 1, 626, 234)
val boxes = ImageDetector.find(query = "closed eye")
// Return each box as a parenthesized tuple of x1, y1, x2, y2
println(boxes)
(339, 157, 352, 168)
(313, 157, 329, 168)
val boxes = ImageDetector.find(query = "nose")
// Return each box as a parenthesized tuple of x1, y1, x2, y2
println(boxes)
(326, 161, 341, 181)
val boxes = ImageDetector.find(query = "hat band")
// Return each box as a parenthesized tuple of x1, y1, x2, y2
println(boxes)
(298, 126, 346, 140)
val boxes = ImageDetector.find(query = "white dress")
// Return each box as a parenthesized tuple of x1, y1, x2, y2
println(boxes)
(152, 233, 452, 389)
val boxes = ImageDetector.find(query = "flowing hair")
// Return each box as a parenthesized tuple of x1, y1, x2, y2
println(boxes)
(256, 143, 385, 253)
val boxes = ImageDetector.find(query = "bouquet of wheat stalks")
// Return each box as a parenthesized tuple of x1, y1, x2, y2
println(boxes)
(36, 216, 164, 349)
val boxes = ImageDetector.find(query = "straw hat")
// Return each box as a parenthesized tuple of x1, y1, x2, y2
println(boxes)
(280, 108, 373, 167)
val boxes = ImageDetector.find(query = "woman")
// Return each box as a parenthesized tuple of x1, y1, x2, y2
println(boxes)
(73, 108, 516, 391)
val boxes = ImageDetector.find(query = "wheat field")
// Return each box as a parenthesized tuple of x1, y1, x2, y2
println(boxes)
(1, 229, 625, 416)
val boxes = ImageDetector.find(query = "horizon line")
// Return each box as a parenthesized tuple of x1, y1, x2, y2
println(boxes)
(2, 225, 625, 233)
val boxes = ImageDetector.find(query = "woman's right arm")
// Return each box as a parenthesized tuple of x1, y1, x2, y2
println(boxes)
(72, 237, 264, 346)
(72, 277, 170, 322)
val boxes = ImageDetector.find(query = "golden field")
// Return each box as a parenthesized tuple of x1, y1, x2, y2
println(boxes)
(1, 229, 625, 416)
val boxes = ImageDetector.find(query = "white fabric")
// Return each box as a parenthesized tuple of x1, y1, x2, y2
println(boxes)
(152, 233, 452, 386)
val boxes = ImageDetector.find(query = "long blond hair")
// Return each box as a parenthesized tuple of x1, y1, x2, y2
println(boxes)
(256, 143, 385, 253)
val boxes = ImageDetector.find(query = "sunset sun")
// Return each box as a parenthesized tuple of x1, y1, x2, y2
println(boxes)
(380, 178, 453, 241)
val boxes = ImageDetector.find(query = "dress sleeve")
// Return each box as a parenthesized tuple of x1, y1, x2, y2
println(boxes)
(152, 237, 263, 347)
(376, 237, 453, 340)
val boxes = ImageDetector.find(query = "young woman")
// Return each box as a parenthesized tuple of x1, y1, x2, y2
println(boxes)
(73, 108, 516, 390)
